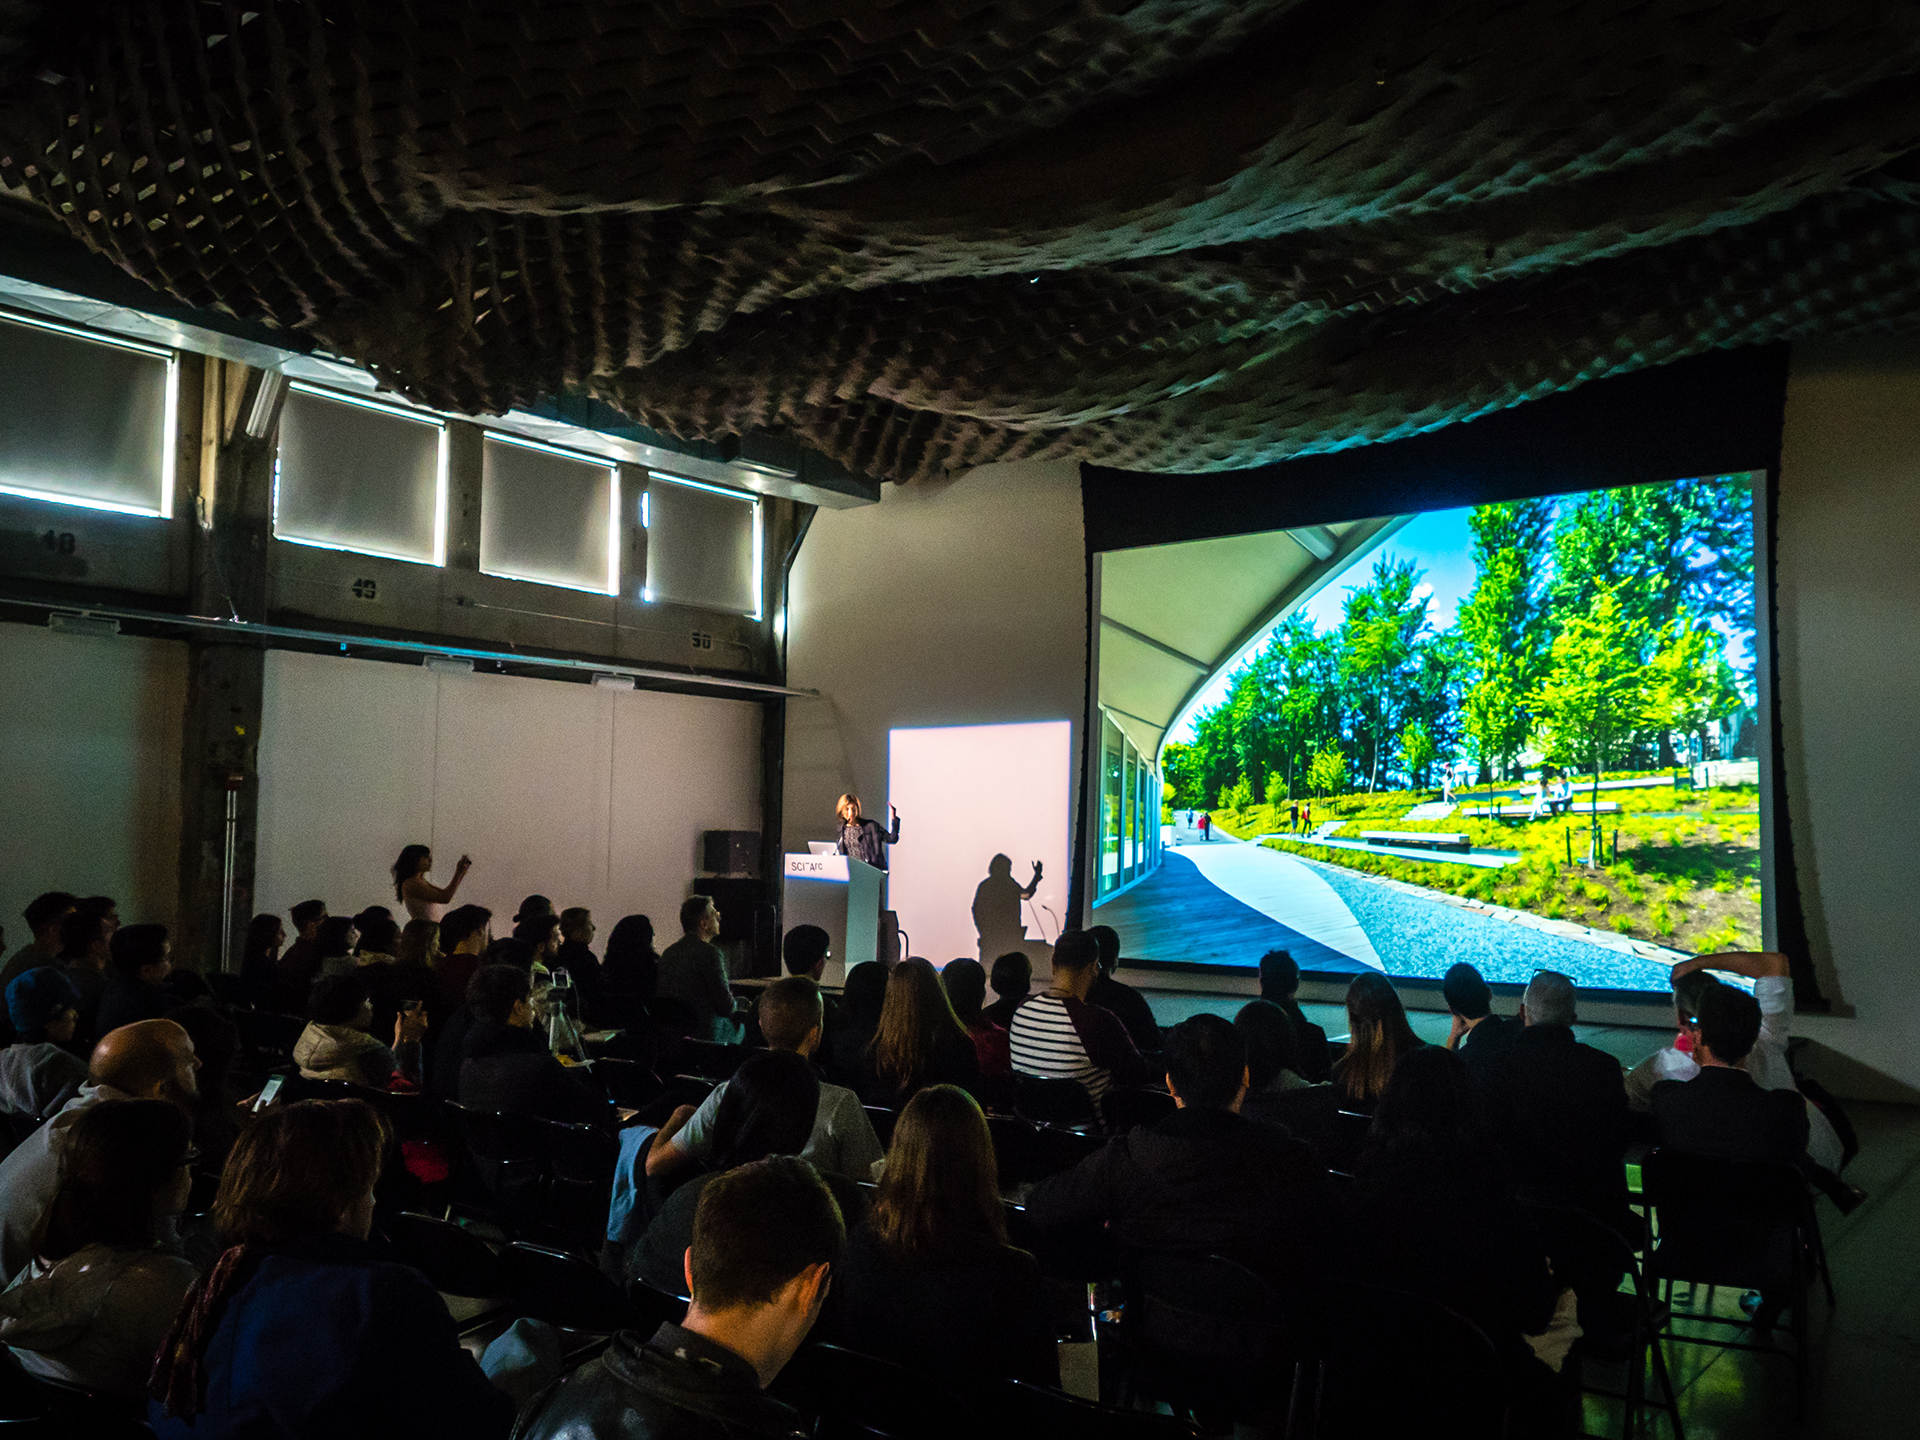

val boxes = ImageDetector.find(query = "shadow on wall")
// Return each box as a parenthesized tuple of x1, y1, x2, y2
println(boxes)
(971, 853, 1052, 971)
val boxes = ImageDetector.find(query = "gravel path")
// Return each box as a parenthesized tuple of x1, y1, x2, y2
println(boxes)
(1302, 856, 1679, 992)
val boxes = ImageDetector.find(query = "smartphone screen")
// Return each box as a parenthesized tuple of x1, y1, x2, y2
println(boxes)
(253, 1074, 285, 1113)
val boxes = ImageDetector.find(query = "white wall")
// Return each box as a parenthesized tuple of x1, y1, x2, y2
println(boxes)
(257, 650, 762, 935)
(1776, 334, 1920, 1098)
(783, 460, 1087, 968)
(0, 623, 186, 937)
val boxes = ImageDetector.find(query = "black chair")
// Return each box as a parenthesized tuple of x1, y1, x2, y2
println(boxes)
(1004, 1204, 1121, 1285)
(205, 972, 256, 1010)
(1641, 1149, 1827, 1416)
(590, 1057, 662, 1110)
(768, 1343, 982, 1440)
(678, 1039, 750, 1081)
(448, 1103, 546, 1229)
(862, 1105, 897, 1147)
(1117, 1253, 1310, 1433)
(383, 1211, 508, 1297)
(1322, 1108, 1374, 1176)
(1317, 1281, 1511, 1440)
(537, 1118, 620, 1243)
(232, 1010, 305, 1068)
(986, 1113, 1042, 1183)
(1031, 1124, 1105, 1179)
(278, 1073, 360, 1103)
(1013, 1076, 1099, 1131)
(986, 1378, 1201, 1440)
(1522, 1200, 1683, 1440)
(500, 1243, 638, 1333)
(1101, 1086, 1176, 1133)
(644, 997, 701, 1035)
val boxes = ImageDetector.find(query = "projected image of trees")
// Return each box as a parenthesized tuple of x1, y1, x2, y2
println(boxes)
(1165, 477, 1760, 955)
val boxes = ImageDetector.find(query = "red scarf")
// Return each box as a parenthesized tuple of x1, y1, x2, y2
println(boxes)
(149, 1243, 251, 1418)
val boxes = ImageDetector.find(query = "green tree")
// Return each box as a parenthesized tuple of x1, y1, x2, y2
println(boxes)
(1457, 500, 1554, 788)
(1528, 585, 1654, 857)
(1399, 720, 1436, 788)
(1307, 746, 1347, 806)
(1339, 557, 1428, 790)
(1161, 741, 1203, 810)
(1645, 614, 1740, 765)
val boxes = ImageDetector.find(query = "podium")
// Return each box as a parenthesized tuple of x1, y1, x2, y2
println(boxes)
(783, 853, 883, 988)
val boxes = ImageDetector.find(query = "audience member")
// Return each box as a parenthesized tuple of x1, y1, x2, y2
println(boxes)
(1332, 972, 1423, 1114)
(0, 1099, 198, 1402)
(554, 908, 599, 1008)
(1650, 983, 1809, 1166)
(650, 978, 883, 1186)
(1475, 970, 1632, 1230)
(941, 958, 1011, 1083)
(1025, 1015, 1335, 1294)
(0, 970, 89, 1120)
(312, 916, 360, 982)
(984, 950, 1031, 1030)
(167, 1004, 243, 1202)
(1084, 924, 1160, 1053)
(658, 896, 739, 1041)
(826, 961, 887, 1087)
(54, 907, 112, 1040)
(0, 893, 77, 989)
(396, 918, 440, 972)
(516, 913, 564, 983)
(861, 957, 981, 1106)
(1256, 949, 1333, 1083)
(601, 914, 659, 1026)
(1443, 961, 1517, 1062)
(518, 1158, 842, 1438)
(1008, 930, 1151, 1120)
(1233, 998, 1332, 1137)
(823, 1085, 1055, 1387)
(294, 974, 425, 1088)
(276, 900, 327, 1008)
(147, 1100, 518, 1439)
(354, 914, 430, 1045)
(78, 896, 122, 938)
(394, 844, 471, 924)
(782, 925, 830, 981)
(456, 965, 607, 1123)
(514, 894, 555, 927)
(1352, 1047, 1562, 1416)
(0, 1019, 200, 1282)
(238, 914, 284, 1006)
(354, 914, 401, 966)
(94, 924, 177, 1036)
(435, 904, 494, 1012)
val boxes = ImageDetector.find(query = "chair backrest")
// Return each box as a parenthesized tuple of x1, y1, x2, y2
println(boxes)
(645, 996, 701, 1035)
(233, 1010, 305, 1062)
(1320, 1280, 1509, 1438)
(985, 1113, 1040, 1183)
(590, 1058, 662, 1109)
(1013, 1075, 1099, 1130)
(679, 1039, 750, 1080)
(987, 1379, 1202, 1440)
(500, 1243, 637, 1332)
(862, 1105, 897, 1147)
(279, 1074, 360, 1103)
(1519, 1197, 1644, 1336)
(1640, 1148, 1812, 1291)
(1123, 1253, 1304, 1409)
(536, 1118, 620, 1186)
(1322, 1108, 1373, 1176)
(1102, 1087, 1177, 1133)
(768, 1343, 981, 1440)
(1031, 1124, 1106, 1179)
(383, 1211, 506, 1297)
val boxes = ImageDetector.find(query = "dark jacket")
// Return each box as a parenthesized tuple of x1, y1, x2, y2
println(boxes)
(93, 974, 174, 1037)
(982, 994, 1027, 1032)
(1454, 1013, 1520, 1071)
(555, 940, 603, 1021)
(1086, 973, 1160, 1054)
(514, 1323, 806, 1440)
(1476, 1023, 1631, 1219)
(275, 937, 322, 1011)
(458, 1020, 611, 1124)
(431, 1004, 477, 1099)
(1650, 1066, 1809, 1166)
(820, 1224, 1056, 1389)
(147, 1232, 513, 1440)
(1023, 1106, 1337, 1293)
(1258, 997, 1333, 1084)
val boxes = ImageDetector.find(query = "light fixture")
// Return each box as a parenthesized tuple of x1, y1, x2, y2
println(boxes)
(423, 655, 474, 675)
(47, 613, 119, 639)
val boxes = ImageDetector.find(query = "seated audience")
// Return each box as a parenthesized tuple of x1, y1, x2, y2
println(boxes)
(941, 958, 1011, 1083)
(148, 1099, 517, 1439)
(658, 896, 740, 1041)
(275, 900, 328, 1009)
(1628, 951, 1844, 1174)
(823, 1085, 1055, 1388)
(1008, 930, 1151, 1120)
(434, 904, 494, 1015)
(312, 916, 360, 982)
(984, 950, 1031, 1030)
(0, 893, 76, 990)
(518, 1158, 842, 1438)
(826, 960, 887, 1088)
(1443, 961, 1517, 1062)
(55, 907, 113, 1041)
(1233, 998, 1333, 1137)
(515, 912, 564, 977)
(0, 1099, 198, 1402)
(554, 907, 599, 1011)
(0, 1019, 201, 1282)
(601, 914, 659, 1026)
(1332, 972, 1423, 1114)
(355, 914, 431, 1046)
(1475, 970, 1632, 1230)
(650, 977, 883, 1186)
(783, 925, 830, 982)
(237, 913, 285, 1007)
(1025, 1015, 1335, 1294)
(394, 843, 471, 923)
(1352, 1047, 1562, 1412)
(167, 1004, 243, 1201)
(1257, 949, 1333, 1083)
(0, 970, 89, 1121)
(627, 1052, 832, 1295)
(457, 965, 608, 1123)
(1085, 924, 1161, 1052)
(94, 924, 177, 1036)
(860, 957, 982, 1106)
(514, 895, 555, 928)
(354, 914, 401, 966)
(1650, 982, 1809, 1166)
(294, 974, 425, 1088)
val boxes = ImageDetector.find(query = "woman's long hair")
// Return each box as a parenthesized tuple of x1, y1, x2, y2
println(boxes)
(871, 1085, 1008, 1266)
(315, 916, 357, 961)
(1336, 972, 1421, 1105)
(868, 958, 972, 1093)
(396, 919, 439, 970)
(42, 1100, 191, 1260)
(391, 844, 431, 902)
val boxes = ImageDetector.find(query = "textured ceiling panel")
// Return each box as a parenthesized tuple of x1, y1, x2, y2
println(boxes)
(2, 0, 1918, 483)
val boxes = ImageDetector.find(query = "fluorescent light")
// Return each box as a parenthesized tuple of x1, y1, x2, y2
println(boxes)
(649, 470, 754, 502)
(432, 424, 450, 568)
(750, 496, 764, 621)
(640, 491, 649, 529)
(47, 613, 120, 638)
(159, 354, 179, 519)
(592, 673, 635, 690)
(274, 531, 438, 566)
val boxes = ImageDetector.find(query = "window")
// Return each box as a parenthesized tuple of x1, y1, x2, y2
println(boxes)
(0, 312, 177, 516)
(479, 435, 618, 594)
(643, 475, 761, 616)
(1099, 717, 1123, 893)
(274, 385, 447, 563)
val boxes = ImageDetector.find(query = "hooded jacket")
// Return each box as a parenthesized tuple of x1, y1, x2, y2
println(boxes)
(293, 1023, 398, 1087)
(0, 1242, 196, 1401)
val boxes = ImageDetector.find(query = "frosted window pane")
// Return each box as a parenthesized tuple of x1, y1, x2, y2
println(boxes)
(275, 389, 442, 562)
(480, 438, 614, 592)
(647, 479, 757, 615)
(0, 317, 172, 514)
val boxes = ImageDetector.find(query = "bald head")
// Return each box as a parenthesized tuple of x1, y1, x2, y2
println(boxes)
(90, 1019, 200, 1105)
(1523, 970, 1577, 1028)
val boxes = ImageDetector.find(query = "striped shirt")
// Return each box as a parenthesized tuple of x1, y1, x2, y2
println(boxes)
(1009, 993, 1149, 1113)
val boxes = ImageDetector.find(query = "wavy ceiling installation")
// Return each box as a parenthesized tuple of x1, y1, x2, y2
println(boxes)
(1, 1, 1918, 484)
